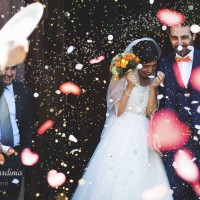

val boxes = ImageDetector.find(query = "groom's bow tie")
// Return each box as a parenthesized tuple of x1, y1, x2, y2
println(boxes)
(175, 56, 191, 62)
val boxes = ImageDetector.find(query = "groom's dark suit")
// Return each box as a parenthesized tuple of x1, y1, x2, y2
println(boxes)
(158, 48, 200, 200)
(0, 80, 33, 200)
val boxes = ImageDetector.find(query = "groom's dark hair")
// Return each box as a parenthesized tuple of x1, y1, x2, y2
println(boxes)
(133, 40, 158, 64)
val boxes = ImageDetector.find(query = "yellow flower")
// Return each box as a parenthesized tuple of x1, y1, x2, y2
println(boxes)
(114, 75, 119, 80)
(121, 62, 127, 68)
(121, 59, 126, 64)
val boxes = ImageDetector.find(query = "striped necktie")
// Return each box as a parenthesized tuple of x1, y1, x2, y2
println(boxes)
(0, 92, 14, 146)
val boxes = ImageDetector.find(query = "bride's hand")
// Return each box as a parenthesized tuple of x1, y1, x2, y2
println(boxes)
(151, 71, 165, 88)
(125, 72, 137, 88)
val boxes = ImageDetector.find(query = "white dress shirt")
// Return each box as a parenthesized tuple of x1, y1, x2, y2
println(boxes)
(0, 83, 20, 153)
(175, 47, 194, 88)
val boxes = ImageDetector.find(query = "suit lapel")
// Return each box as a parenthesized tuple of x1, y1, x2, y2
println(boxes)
(164, 54, 177, 108)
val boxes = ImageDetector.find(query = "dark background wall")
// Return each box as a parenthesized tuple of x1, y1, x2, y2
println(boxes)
(1, 0, 200, 199)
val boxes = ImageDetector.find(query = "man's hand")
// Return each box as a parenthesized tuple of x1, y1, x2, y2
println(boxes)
(0, 153, 5, 165)
(148, 134, 163, 157)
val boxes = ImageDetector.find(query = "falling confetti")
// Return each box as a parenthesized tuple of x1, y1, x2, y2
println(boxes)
(190, 24, 200, 33)
(33, 92, 39, 98)
(148, 109, 190, 151)
(177, 45, 183, 51)
(67, 45, 75, 54)
(59, 82, 81, 95)
(12, 179, 20, 184)
(47, 170, 66, 188)
(174, 149, 199, 183)
(157, 9, 185, 27)
(108, 34, 113, 40)
(75, 63, 83, 70)
(89, 55, 106, 64)
(37, 119, 54, 135)
(69, 135, 78, 143)
(157, 94, 163, 100)
(21, 148, 39, 166)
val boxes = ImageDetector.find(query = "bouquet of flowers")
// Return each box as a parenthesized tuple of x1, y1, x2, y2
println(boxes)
(110, 52, 141, 80)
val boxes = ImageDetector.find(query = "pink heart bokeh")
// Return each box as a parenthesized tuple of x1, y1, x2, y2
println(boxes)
(21, 148, 39, 166)
(47, 169, 66, 188)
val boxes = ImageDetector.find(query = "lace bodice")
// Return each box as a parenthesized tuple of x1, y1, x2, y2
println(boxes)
(125, 84, 150, 115)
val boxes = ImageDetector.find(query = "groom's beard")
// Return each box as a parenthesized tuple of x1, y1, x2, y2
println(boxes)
(175, 45, 191, 56)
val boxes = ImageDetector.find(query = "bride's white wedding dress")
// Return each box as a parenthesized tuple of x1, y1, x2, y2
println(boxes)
(71, 79, 173, 200)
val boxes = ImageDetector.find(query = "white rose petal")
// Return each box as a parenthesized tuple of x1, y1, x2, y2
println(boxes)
(193, 136, 198, 141)
(194, 125, 200, 130)
(67, 46, 75, 54)
(55, 90, 61, 94)
(157, 94, 163, 100)
(69, 135, 78, 143)
(149, 0, 154, 4)
(75, 63, 83, 70)
(137, 64, 142, 69)
(184, 107, 190, 111)
(190, 24, 200, 34)
(197, 106, 200, 113)
(177, 45, 183, 51)
(191, 101, 199, 104)
(12, 179, 19, 184)
(187, 46, 193, 51)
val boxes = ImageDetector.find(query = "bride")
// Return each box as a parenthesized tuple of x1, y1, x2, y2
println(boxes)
(71, 38, 174, 200)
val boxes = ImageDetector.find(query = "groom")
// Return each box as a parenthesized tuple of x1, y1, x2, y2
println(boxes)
(158, 22, 200, 200)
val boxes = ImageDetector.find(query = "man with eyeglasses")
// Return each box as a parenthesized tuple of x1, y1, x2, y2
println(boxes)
(0, 65, 33, 200)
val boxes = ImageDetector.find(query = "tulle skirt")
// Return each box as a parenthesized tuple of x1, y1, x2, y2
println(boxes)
(71, 112, 173, 200)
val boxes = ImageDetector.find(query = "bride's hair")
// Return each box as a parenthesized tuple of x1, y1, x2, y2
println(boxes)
(132, 40, 159, 64)
(124, 37, 161, 64)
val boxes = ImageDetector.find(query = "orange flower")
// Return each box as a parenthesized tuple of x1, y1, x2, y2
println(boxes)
(123, 53, 135, 61)
(115, 61, 121, 67)
(135, 57, 140, 63)
(121, 62, 127, 68)
(114, 75, 119, 80)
